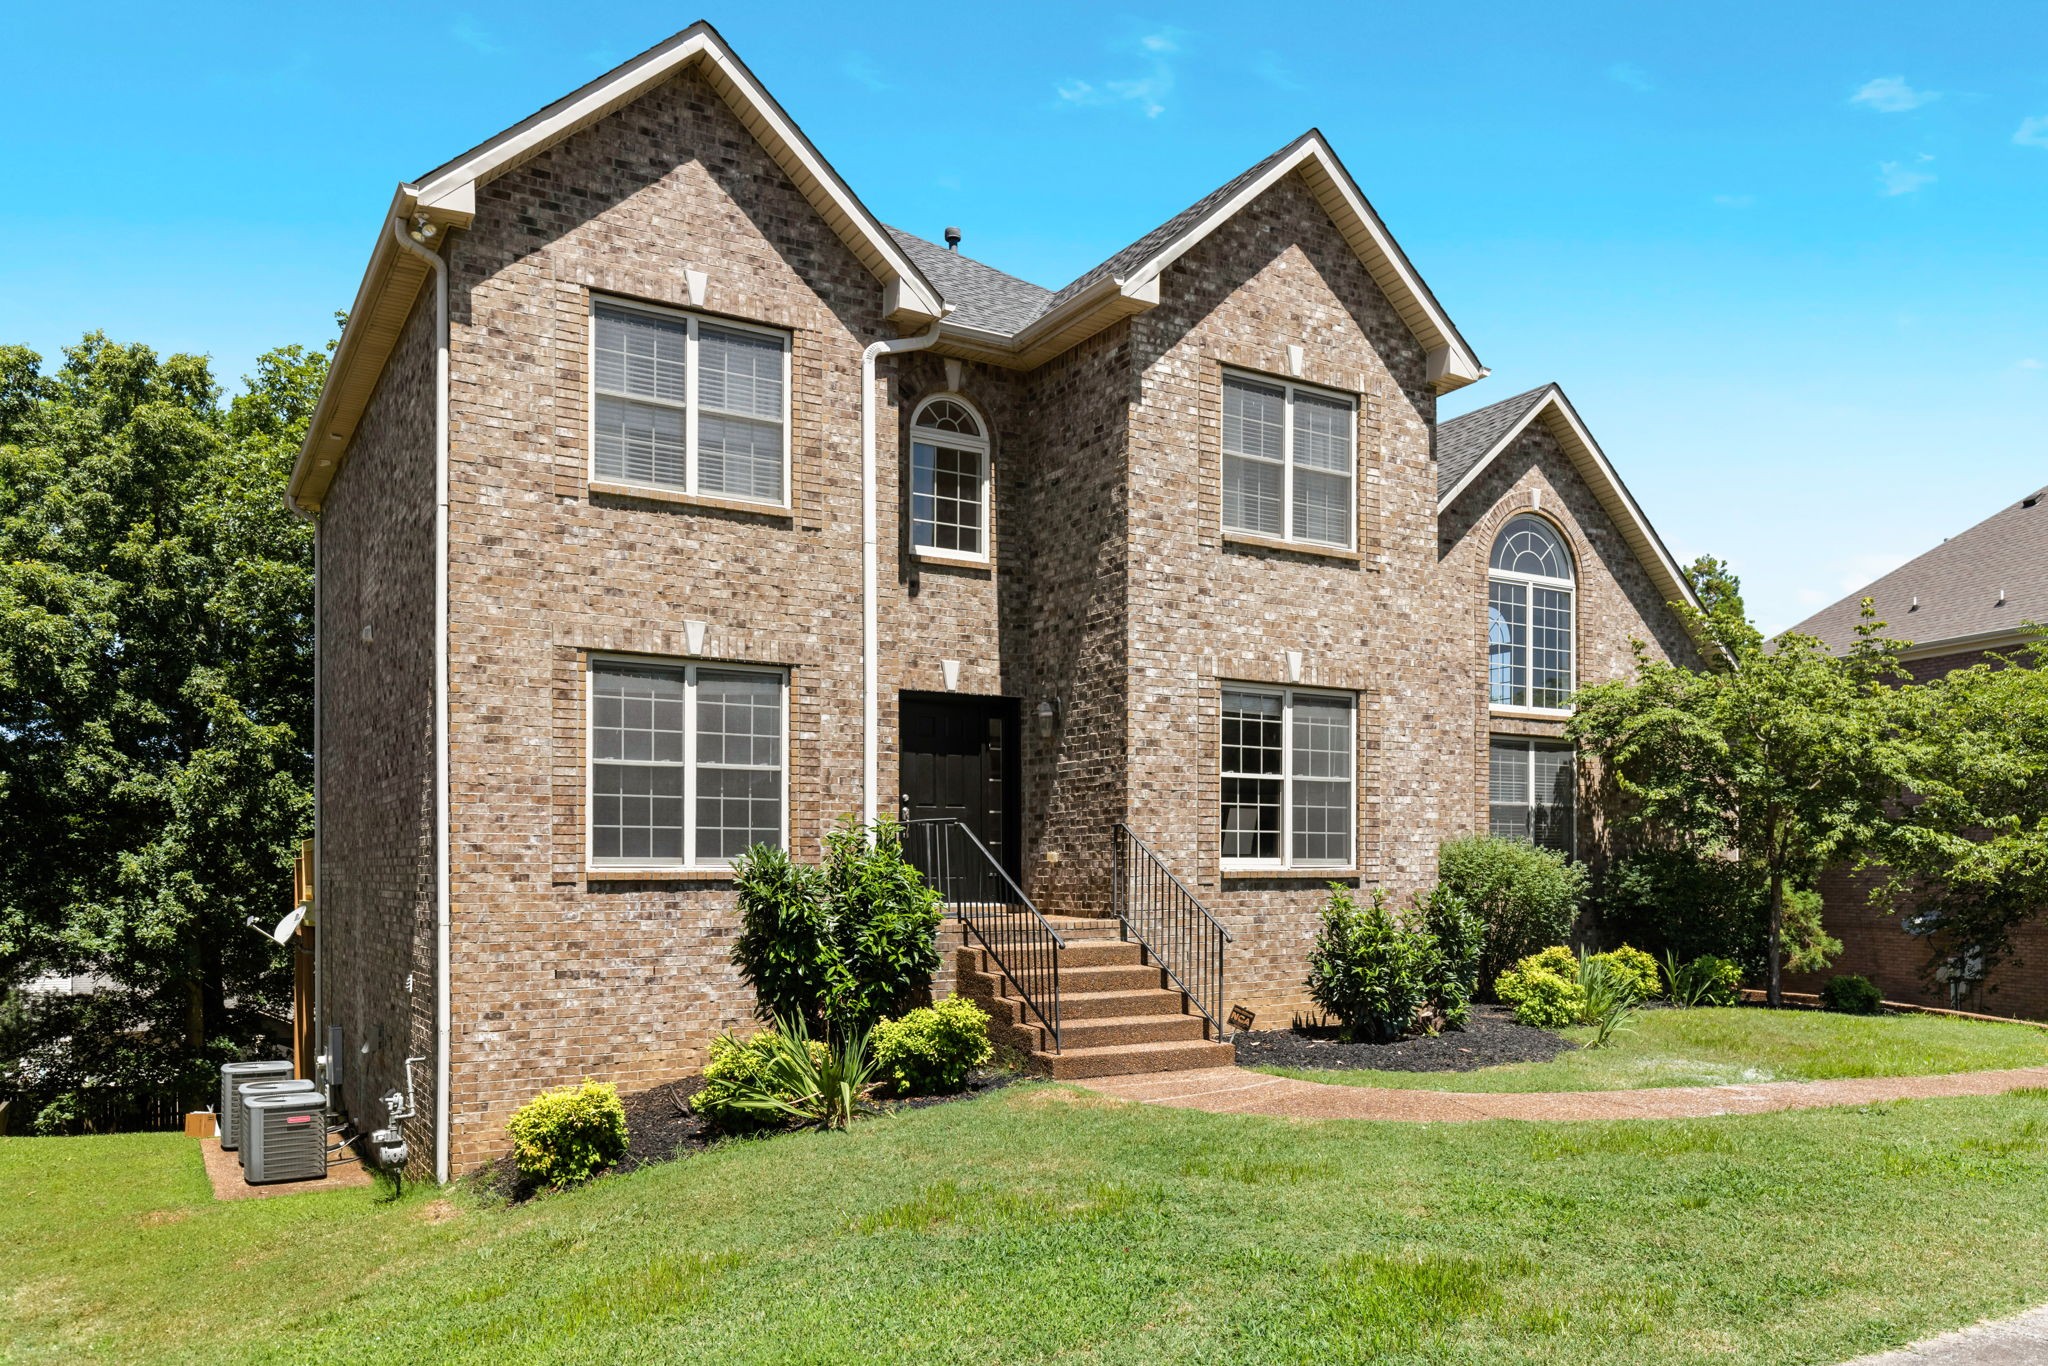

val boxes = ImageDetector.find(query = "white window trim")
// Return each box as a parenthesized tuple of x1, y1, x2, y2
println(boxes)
(1220, 368, 1358, 552)
(1487, 528, 1576, 717)
(585, 654, 790, 872)
(1489, 736, 1578, 857)
(586, 294, 793, 510)
(907, 393, 993, 565)
(1219, 682, 1356, 872)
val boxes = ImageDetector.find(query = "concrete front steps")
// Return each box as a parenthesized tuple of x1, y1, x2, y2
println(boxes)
(957, 915, 1235, 1080)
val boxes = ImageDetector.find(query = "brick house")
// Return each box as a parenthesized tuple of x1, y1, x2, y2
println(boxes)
(1786, 486, 2048, 1017)
(286, 23, 1703, 1177)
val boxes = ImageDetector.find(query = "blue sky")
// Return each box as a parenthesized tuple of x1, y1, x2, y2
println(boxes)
(3, 2, 2043, 632)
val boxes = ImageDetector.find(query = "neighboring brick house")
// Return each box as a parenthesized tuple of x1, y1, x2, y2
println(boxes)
(287, 23, 1703, 1177)
(1786, 486, 2048, 1017)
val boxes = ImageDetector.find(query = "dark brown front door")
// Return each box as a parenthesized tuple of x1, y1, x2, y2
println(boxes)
(899, 693, 1019, 878)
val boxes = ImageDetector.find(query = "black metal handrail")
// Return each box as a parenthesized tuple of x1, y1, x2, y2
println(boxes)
(903, 819, 1064, 1052)
(1111, 825, 1233, 1039)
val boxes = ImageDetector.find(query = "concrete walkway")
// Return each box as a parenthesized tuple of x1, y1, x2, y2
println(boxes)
(1073, 1063, 2048, 1121)
(1841, 1304, 2048, 1364)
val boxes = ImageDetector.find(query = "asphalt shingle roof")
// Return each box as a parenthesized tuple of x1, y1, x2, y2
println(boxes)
(1435, 384, 1555, 498)
(1789, 486, 2048, 654)
(888, 134, 1311, 340)
(885, 228, 1052, 336)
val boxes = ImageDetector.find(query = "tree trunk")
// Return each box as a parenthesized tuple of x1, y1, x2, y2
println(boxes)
(1767, 868, 1785, 1009)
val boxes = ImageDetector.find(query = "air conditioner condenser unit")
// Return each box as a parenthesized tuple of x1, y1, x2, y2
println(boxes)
(244, 1090, 329, 1184)
(235, 1079, 318, 1167)
(217, 1060, 293, 1150)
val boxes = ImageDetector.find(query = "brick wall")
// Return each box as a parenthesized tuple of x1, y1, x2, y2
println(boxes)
(318, 74, 1706, 1169)
(317, 291, 439, 1168)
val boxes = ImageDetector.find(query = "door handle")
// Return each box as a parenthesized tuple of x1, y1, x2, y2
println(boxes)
(899, 792, 911, 820)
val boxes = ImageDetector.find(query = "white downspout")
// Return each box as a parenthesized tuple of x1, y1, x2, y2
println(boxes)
(860, 319, 946, 829)
(390, 216, 452, 1184)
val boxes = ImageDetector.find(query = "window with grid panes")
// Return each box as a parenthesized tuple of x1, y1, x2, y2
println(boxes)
(590, 661, 785, 867)
(1221, 686, 1354, 868)
(591, 301, 789, 505)
(1221, 373, 1356, 549)
(1487, 515, 1574, 710)
(908, 396, 990, 558)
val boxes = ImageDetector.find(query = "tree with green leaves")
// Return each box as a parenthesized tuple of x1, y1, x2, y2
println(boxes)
(1569, 582, 1905, 1005)
(0, 333, 322, 1123)
(1872, 634, 2048, 991)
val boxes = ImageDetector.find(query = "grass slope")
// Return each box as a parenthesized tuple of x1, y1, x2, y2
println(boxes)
(1254, 1008, 2048, 1092)
(10, 1083, 2048, 1363)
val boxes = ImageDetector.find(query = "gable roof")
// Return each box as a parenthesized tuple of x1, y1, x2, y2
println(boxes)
(291, 26, 1484, 513)
(289, 22, 944, 514)
(922, 130, 1483, 383)
(1437, 383, 1702, 620)
(1788, 486, 2048, 658)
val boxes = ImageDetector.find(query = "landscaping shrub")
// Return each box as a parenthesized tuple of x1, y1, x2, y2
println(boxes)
(1306, 888, 1435, 1043)
(731, 818, 944, 1033)
(507, 1080, 629, 1189)
(1419, 885, 1485, 1029)
(1576, 952, 1642, 1048)
(1438, 836, 1589, 992)
(691, 1028, 828, 1132)
(1821, 974, 1884, 1015)
(871, 996, 993, 1096)
(1664, 952, 1742, 1008)
(1594, 846, 1770, 977)
(700, 1015, 878, 1132)
(1493, 946, 1585, 1029)
(1589, 944, 1661, 1001)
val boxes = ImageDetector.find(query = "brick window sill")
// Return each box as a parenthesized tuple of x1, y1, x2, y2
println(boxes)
(1490, 706, 1573, 721)
(588, 481, 794, 520)
(1221, 531, 1361, 564)
(1220, 867, 1359, 881)
(912, 549, 993, 574)
(585, 867, 738, 883)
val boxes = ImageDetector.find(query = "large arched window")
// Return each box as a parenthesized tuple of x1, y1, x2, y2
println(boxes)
(1489, 514, 1574, 710)
(908, 396, 990, 560)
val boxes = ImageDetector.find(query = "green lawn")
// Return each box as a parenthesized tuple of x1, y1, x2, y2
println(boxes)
(1254, 1007, 2048, 1093)
(11, 1081, 2048, 1363)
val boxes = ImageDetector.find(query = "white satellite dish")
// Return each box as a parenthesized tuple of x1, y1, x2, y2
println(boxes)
(247, 903, 309, 945)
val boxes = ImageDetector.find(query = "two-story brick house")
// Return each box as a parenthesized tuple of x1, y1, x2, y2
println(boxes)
(288, 23, 1703, 1177)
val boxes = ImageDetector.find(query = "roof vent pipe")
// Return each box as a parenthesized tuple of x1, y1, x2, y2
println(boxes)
(943, 226, 962, 251)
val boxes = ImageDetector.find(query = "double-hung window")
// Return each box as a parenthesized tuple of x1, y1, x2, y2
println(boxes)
(1489, 737, 1575, 856)
(1220, 685, 1355, 869)
(1488, 515, 1574, 710)
(591, 300, 790, 506)
(908, 396, 990, 559)
(589, 660, 786, 868)
(1222, 372, 1356, 550)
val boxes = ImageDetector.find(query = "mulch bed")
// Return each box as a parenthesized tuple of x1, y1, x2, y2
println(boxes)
(474, 1067, 1021, 1203)
(1233, 1005, 1572, 1074)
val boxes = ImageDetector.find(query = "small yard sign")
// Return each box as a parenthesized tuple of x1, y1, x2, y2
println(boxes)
(1228, 1004, 1256, 1031)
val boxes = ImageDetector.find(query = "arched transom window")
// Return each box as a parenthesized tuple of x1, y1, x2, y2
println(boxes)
(1488, 514, 1574, 710)
(909, 396, 990, 560)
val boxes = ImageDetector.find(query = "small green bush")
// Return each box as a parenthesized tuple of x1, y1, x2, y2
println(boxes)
(1494, 946, 1585, 1029)
(1589, 944, 1661, 1001)
(1821, 974, 1884, 1015)
(691, 1028, 828, 1132)
(1306, 887, 1435, 1043)
(730, 818, 944, 1034)
(1419, 885, 1485, 1029)
(872, 996, 993, 1096)
(1664, 952, 1742, 1008)
(507, 1080, 629, 1189)
(1438, 836, 1589, 993)
(700, 1015, 878, 1131)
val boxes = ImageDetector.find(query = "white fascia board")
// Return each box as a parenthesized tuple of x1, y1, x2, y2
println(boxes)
(1898, 627, 2047, 661)
(1437, 387, 1703, 619)
(1114, 134, 1482, 391)
(407, 24, 942, 322)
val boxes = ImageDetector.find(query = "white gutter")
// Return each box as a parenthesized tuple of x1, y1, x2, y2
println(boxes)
(859, 319, 947, 827)
(389, 216, 452, 1184)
